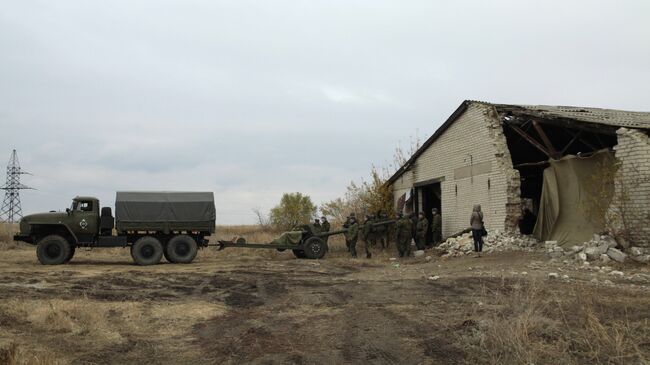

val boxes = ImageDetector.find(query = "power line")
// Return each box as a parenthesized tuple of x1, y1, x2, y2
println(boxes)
(0, 150, 34, 223)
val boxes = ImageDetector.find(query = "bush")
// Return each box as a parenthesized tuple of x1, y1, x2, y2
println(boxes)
(269, 193, 317, 231)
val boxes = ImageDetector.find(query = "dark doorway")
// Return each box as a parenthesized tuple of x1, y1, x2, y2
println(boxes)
(417, 182, 441, 245)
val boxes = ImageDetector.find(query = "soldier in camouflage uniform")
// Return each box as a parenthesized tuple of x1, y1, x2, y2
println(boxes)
(415, 212, 429, 250)
(320, 216, 330, 244)
(395, 212, 412, 257)
(344, 213, 360, 258)
(431, 208, 442, 247)
(312, 218, 322, 234)
(361, 214, 374, 259)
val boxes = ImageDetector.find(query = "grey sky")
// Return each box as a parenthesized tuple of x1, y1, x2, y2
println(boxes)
(1, 0, 649, 224)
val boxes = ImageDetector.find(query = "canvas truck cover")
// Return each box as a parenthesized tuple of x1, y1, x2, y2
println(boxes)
(115, 191, 216, 233)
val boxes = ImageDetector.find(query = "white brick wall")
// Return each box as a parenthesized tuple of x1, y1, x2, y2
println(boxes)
(392, 102, 520, 237)
(613, 128, 650, 247)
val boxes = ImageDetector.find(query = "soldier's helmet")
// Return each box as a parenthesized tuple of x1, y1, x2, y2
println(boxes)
(321, 216, 327, 221)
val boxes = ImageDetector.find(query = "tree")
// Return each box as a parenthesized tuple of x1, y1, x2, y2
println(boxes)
(320, 166, 393, 224)
(320, 134, 421, 224)
(269, 192, 317, 231)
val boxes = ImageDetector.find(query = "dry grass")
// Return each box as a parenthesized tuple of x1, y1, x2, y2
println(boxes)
(0, 223, 21, 251)
(0, 298, 226, 364)
(459, 279, 650, 365)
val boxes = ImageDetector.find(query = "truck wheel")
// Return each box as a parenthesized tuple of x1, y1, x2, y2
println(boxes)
(64, 245, 76, 263)
(131, 237, 163, 266)
(36, 235, 71, 265)
(303, 237, 327, 259)
(164, 235, 198, 264)
(292, 249, 306, 259)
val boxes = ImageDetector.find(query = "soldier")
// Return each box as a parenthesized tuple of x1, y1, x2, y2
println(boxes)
(361, 214, 374, 259)
(378, 211, 391, 248)
(312, 218, 321, 234)
(415, 212, 429, 250)
(431, 208, 442, 247)
(343, 215, 351, 252)
(395, 212, 412, 258)
(344, 213, 360, 258)
(320, 216, 330, 243)
(410, 212, 418, 244)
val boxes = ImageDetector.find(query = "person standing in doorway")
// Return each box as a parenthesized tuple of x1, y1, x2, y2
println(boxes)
(431, 208, 442, 247)
(470, 204, 485, 257)
(415, 212, 429, 250)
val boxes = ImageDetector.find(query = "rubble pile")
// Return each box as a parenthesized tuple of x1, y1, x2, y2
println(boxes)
(438, 230, 540, 257)
(545, 234, 650, 265)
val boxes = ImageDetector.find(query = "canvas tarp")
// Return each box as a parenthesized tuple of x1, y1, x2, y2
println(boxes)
(271, 231, 303, 246)
(115, 191, 216, 232)
(533, 150, 615, 247)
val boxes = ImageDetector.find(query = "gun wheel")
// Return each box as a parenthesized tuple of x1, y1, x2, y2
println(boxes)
(303, 237, 327, 259)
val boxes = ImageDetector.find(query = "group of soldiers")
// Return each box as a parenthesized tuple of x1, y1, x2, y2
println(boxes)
(334, 209, 442, 259)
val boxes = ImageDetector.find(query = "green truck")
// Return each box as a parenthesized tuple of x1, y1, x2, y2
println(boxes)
(13, 191, 216, 266)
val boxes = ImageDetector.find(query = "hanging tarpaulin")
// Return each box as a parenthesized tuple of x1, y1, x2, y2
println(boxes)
(533, 150, 615, 247)
(396, 192, 406, 213)
(404, 189, 414, 214)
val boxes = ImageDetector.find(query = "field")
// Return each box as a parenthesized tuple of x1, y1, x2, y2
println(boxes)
(0, 225, 649, 365)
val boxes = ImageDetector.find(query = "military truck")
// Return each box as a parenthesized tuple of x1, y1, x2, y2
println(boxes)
(13, 191, 216, 266)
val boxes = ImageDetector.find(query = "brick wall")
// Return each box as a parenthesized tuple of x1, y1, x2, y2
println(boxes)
(392, 102, 520, 237)
(612, 128, 650, 247)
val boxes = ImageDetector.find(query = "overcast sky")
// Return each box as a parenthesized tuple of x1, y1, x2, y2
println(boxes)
(1, 0, 649, 224)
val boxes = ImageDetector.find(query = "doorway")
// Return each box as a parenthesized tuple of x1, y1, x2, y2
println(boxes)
(416, 181, 441, 245)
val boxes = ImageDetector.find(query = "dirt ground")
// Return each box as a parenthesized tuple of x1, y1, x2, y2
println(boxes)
(1, 235, 649, 365)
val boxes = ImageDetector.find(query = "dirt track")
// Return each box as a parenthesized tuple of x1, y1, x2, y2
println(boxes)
(1, 244, 649, 364)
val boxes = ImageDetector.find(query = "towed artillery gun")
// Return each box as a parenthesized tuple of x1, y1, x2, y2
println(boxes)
(217, 218, 395, 259)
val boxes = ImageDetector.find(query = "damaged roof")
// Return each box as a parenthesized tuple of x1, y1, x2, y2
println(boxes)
(494, 104, 650, 130)
(386, 100, 650, 186)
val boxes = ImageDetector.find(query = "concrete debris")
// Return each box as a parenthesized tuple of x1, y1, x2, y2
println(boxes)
(560, 234, 647, 265)
(413, 250, 425, 258)
(438, 230, 540, 258)
(548, 272, 559, 279)
(606, 248, 627, 263)
(609, 270, 624, 277)
(428, 275, 440, 281)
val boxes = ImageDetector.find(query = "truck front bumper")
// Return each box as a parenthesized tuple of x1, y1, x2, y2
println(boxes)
(13, 234, 33, 244)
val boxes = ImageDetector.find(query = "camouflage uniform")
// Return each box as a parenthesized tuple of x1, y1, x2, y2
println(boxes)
(312, 220, 321, 234)
(431, 211, 442, 246)
(395, 214, 412, 257)
(415, 214, 429, 250)
(361, 216, 374, 259)
(320, 217, 331, 244)
(345, 216, 360, 258)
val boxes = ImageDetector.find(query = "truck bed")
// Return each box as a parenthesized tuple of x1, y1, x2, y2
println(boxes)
(115, 191, 216, 233)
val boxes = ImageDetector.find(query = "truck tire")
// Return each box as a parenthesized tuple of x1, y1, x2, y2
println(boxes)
(303, 237, 327, 259)
(64, 245, 76, 263)
(36, 235, 72, 265)
(292, 249, 306, 259)
(164, 235, 198, 264)
(131, 236, 163, 266)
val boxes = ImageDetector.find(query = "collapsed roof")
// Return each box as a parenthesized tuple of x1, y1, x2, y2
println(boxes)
(387, 100, 650, 185)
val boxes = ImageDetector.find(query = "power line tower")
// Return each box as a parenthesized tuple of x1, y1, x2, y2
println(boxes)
(0, 150, 34, 223)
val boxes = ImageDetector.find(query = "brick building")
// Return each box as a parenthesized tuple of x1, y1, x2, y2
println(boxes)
(387, 100, 650, 246)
